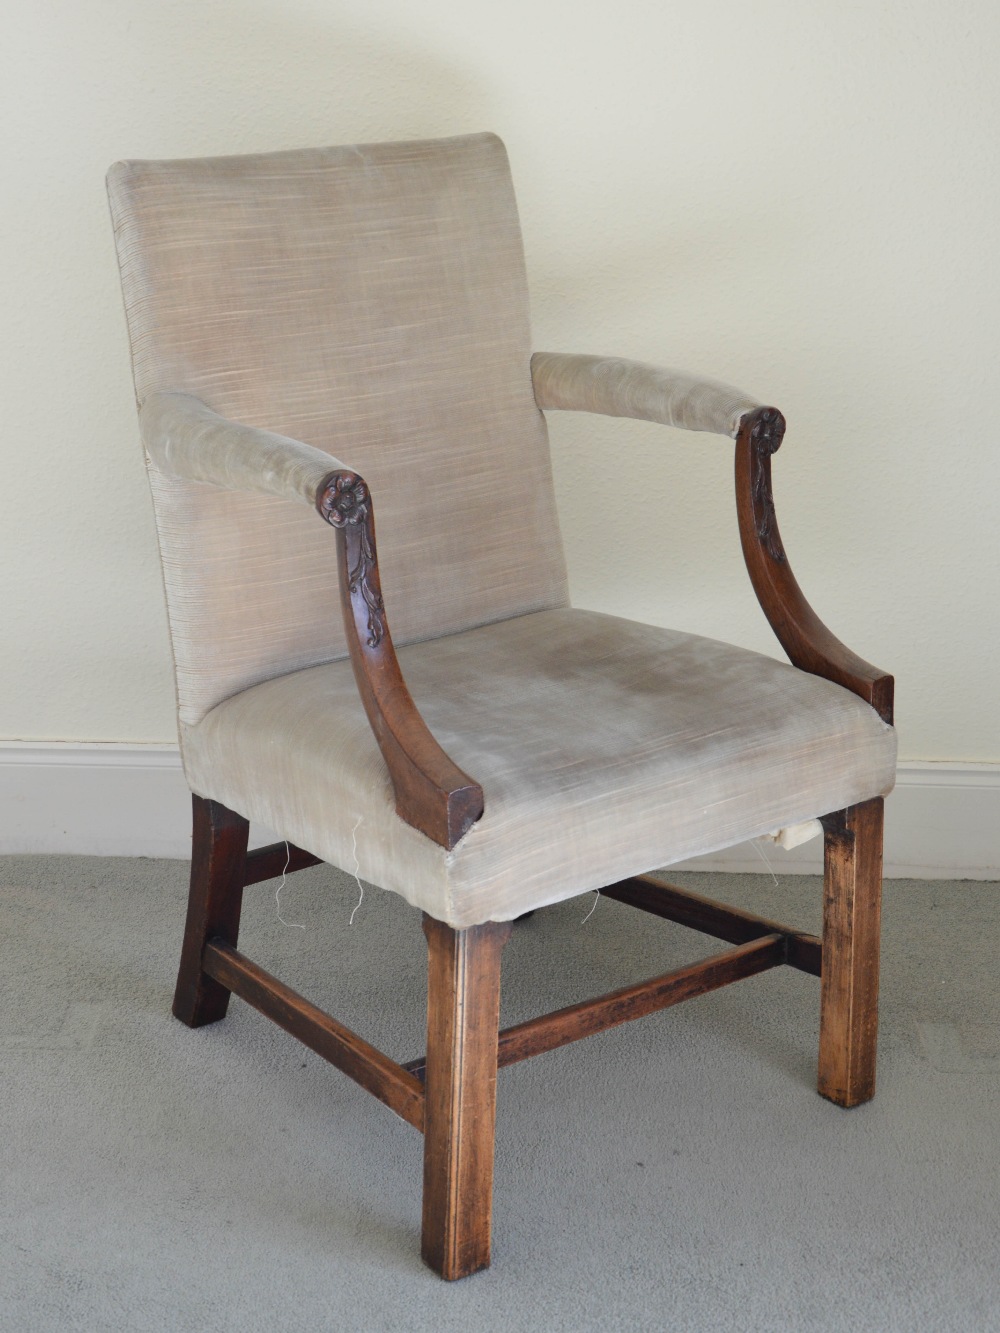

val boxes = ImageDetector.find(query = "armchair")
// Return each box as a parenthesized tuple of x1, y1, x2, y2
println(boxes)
(108, 133, 895, 1280)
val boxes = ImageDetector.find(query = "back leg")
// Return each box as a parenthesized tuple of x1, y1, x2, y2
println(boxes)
(172, 795, 249, 1027)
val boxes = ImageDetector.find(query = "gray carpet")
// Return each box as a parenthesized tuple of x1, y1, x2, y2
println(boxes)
(1, 855, 998, 1332)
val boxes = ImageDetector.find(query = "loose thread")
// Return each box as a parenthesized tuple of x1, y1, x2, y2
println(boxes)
(581, 889, 600, 925)
(348, 815, 364, 925)
(751, 837, 780, 886)
(275, 841, 306, 929)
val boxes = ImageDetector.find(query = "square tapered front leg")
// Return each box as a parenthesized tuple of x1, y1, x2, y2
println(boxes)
(818, 798, 884, 1107)
(421, 916, 512, 1280)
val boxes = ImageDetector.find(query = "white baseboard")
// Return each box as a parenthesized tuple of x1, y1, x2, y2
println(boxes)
(1, 744, 997, 879)
(674, 762, 1000, 880)
(1, 742, 193, 859)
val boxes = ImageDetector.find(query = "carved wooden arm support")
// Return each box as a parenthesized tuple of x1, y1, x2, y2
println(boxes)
(314, 471, 484, 847)
(531, 357, 893, 723)
(140, 392, 483, 849)
(734, 407, 893, 723)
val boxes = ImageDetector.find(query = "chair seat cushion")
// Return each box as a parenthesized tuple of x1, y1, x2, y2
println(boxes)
(181, 608, 896, 927)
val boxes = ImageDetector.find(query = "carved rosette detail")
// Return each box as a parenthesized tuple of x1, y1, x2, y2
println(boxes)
(319, 473, 369, 528)
(318, 472, 387, 648)
(750, 406, 786, 457)
(749, 408, 787, 564)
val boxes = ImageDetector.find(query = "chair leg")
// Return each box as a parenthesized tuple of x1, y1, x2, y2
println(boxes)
(172, 795, 250, 1028)
(818, 797, 884, 1108)
(421, 915, 512, 1281)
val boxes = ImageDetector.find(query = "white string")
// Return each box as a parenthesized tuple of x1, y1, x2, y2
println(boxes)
(751, 837, 779, 886)
(348, 815, 364, 925)
(580, 889, 600, 924)
(275, 841, 305, 929)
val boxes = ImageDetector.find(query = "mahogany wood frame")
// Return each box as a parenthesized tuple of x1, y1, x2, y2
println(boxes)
(315, 471, 483, 849)
(735, 408, 894, 723)
(175, 787, 884, 1280)
(170, 407, 891, 1278)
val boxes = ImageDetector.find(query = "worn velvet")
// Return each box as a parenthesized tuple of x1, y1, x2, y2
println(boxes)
(531, 352, 762, 439)
(108, 134, 569, 725)
(109, 132, 896, 927)
(181, 609, 896, 927)
(140, 392, 346, 509)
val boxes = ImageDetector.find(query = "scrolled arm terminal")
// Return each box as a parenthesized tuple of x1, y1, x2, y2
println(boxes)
(734, 407, 893, 722)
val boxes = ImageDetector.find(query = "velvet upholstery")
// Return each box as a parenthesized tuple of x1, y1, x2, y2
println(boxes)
(108, 132, 897, 929)
(531, 352, 762, 438)
(181, 609, 896, 927)
(108, 134, 568, 725)
(140, 392, 346, 508)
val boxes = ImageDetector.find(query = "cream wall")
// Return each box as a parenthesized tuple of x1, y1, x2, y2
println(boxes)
(2, 0, 996, 760)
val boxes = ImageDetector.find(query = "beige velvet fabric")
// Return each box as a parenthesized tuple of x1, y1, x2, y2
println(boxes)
(181, 608, 897, 928)
(140, 393, 347, 508)
(109, 133, 895, 930)
(531, 352, 762, 439)
(108, 135, 568, 725)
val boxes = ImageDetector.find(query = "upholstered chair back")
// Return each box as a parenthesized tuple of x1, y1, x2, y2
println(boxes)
(108, 134, 568, 725)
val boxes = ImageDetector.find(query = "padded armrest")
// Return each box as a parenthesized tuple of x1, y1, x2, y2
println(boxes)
(531, 356, 893, 722)
(530, 352, 762, 440)
(138, 389, 483, 850)
(139, 391, 348, 506)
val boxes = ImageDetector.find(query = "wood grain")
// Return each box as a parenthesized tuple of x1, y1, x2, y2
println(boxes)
(735, 408, 894, 723)
(202, 939, 426, 1130)
(243, 841, 322, 886)
(604, 875, 822, 976)
(172, 795, 249, 1028)
(818, 798, 884, 1107)
(496, 934, 786, 1068)
(405, 930, 788, 1081)
(421, 916, 512, 1281)
(317, 470, 483, 850)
